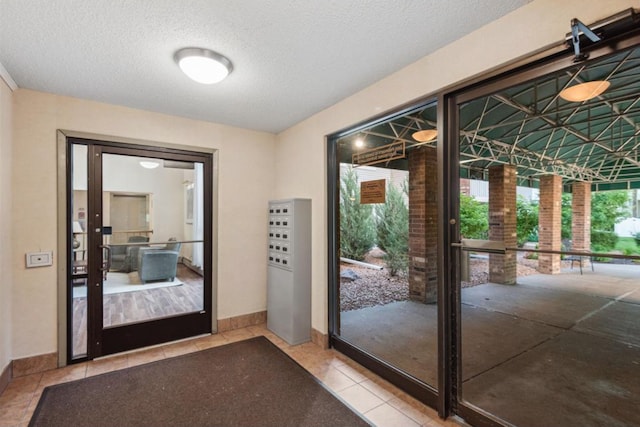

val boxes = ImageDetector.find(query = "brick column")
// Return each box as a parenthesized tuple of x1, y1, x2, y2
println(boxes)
(488, 165, 517, 285)
(539, 175, 563, 274)
(408, 146, 438, 304)
(572, 181, 591, 266)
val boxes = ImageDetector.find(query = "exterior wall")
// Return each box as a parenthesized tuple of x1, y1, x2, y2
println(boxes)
(489, 165, 517, 285)
(273, 0, 637, 334)
(11, 89, 276, 359)
(408, 147, 438, 303)
(538, 175, 563, 274)
(0, 79, 13, 375)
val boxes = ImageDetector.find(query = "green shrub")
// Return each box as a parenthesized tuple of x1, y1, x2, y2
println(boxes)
(460, 194, 488, 239)
(591, 230, 618, 250)
(376, 180, 408, 276)
(561, 194, 572, 239)
(616, 238, 639, 256)
(339, 167, 376, 261)
(516, 196, 539, 246)
(591, 243, 612, 262)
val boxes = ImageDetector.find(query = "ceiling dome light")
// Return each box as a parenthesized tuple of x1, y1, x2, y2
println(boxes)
(140, 160, 161, 169)
(412, 129, 438, 142)
(174, 47, 233, 84)
(355, 138, 365, 148)
(559, 80, 610, 102)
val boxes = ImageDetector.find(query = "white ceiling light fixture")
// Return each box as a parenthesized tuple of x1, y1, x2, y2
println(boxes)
(140, 160, 161, 169)
(412, 129, 438, 143)
(559, 80, 610, 102)
(174, 47, 233, 84)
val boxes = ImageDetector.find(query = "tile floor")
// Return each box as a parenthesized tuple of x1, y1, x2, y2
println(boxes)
(0, 324, 462, 427)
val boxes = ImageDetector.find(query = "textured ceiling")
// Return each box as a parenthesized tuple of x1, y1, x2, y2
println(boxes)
(0, 0, 530, 133)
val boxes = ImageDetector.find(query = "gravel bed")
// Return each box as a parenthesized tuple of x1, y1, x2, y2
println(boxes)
(340, 250, 545, 312)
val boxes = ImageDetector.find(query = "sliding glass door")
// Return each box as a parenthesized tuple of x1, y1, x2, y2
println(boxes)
(68, 138, 213, 360)
(328, 102, 441, 408)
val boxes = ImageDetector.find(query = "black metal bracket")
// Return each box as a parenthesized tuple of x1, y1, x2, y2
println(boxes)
(570, 18, 602, 62)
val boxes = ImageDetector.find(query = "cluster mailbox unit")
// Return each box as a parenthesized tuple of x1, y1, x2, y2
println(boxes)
(267, 198, 311, 345)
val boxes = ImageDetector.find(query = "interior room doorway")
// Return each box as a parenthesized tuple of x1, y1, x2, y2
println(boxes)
(66, 136, 214, 362)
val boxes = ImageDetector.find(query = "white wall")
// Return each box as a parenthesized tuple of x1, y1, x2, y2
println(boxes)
(0, 79, 13, 373)
(274, 0, 638, 334)
(11, 89, 276, 359)
(615, 217, 640, 238)
(102, 155, 187, 243)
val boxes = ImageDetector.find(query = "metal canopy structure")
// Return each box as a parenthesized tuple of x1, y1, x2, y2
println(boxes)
(339, 44, 640, 192)
(459, 45, 640, 190)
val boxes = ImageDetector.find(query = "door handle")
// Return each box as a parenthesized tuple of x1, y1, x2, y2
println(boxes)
(99, 245, 111, 272)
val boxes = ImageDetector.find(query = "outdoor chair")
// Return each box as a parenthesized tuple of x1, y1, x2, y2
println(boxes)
(566, 255, 595, 275)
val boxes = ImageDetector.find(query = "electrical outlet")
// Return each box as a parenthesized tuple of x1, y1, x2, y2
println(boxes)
(26, 251, 53, 268)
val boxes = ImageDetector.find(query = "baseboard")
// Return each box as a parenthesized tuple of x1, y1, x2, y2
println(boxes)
(0, 361, 11, 395)
(217, 311, 267, 332)
(12, 352, 58, 378)
(311, 328, 329, 349)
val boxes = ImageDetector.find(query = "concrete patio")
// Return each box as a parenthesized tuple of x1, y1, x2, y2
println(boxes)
(340, 263, 640, 427)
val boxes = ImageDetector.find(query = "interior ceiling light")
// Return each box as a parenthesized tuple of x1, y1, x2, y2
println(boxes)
(412, 129, 438, 142)
(174, 47, 233, 84)
(355, 138, 365, 148)
(140, 160, 161, 169)
(559, 80, 610, 102)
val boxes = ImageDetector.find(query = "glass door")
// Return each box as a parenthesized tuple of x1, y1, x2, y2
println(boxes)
(328, 101, 441, 407)
(69, 139, 213, 360)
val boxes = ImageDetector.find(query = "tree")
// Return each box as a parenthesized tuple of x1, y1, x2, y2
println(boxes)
(339, 167, 376, 260)
(459, 194, 488, 239)
(376, 180, 408, 276)
(591, 190, 630, 231)
(590, 190, 630, 252)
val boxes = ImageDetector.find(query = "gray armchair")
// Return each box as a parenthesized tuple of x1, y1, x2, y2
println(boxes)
(137, 239, 182, 283)
(109, 235, 149, 272)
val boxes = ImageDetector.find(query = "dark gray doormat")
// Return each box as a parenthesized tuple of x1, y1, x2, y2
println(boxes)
(29, 336, 371, 427)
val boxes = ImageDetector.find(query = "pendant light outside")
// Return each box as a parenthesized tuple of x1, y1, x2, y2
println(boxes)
(174, 48, 233, 84)
(412, 129, 438, 142)
(559, 80, 610, 102)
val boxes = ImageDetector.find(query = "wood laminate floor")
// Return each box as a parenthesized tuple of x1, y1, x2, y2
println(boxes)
(71, 264, 204, 358)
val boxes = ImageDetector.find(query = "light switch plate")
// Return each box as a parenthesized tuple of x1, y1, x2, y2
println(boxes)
(26, 251, 53, 268)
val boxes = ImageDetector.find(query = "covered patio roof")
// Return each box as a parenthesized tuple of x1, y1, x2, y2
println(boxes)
(339, 43, 640, 192)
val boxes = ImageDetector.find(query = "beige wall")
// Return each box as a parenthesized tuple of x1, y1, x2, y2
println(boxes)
(274, 0, 637, 333)
(0, 79, 13, 373)
(6, 0, 637, 362)
(11, 89, 276, 359)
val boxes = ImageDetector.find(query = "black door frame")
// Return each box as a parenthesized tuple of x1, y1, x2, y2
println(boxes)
(65, 136, 214, 362)
(327, 10, 640, 426)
